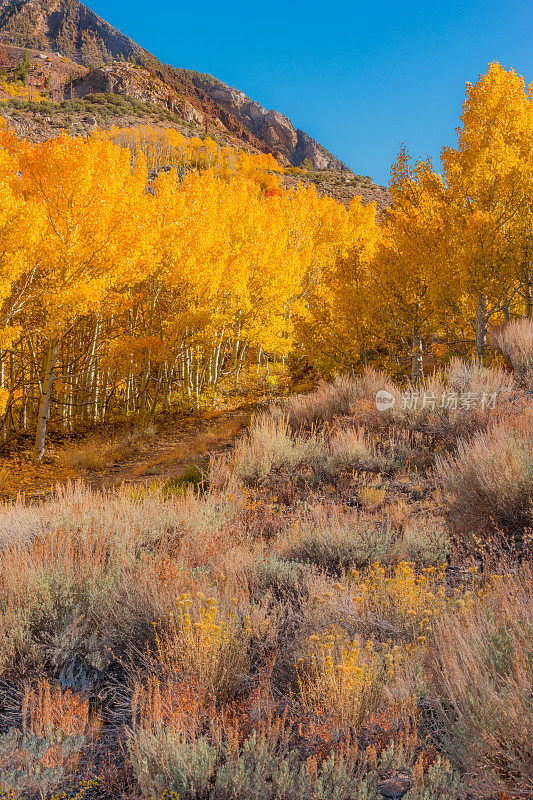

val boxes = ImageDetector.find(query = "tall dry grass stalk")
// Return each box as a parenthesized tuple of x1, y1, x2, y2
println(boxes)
(22, 678, 99, 738)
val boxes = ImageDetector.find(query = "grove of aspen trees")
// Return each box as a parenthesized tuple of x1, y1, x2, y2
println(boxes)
(0, 62, 531, 459)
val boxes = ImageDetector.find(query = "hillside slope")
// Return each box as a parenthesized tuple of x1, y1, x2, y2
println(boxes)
(0, 0, 344, 168)
(0, 0, 390, 206)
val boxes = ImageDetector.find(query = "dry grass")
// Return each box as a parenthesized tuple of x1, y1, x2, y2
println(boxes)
(152, 593, 252, 701)
(297, 630, 385, 728)
(0, 355, 531, 798)
(128, 700, 460, 800)
(282, 368, 400, 429)
(0, 678, 99, 797)
(325, 426, 384, 475)
(222, 413, 323, 484)
(21, 677, 99, 738)
(424, 564, 533, 798)
(0, 481, 242, 681)
(281, 506, 448, 572)
(444, 357, 515, 397)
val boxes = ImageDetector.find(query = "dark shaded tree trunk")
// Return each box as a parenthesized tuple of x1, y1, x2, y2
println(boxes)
(33, 340, 58, 462)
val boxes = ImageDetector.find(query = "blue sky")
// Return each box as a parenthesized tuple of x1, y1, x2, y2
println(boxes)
(90, 0, 532, 185)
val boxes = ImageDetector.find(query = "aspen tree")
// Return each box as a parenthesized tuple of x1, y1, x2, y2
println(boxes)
(442, 63, 533, 355)
(18, 133, 149, 460)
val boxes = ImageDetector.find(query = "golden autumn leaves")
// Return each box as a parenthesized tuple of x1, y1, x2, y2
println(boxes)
(299, 62, 533, 380)
(0, 62, 531, 458)
(0, 123, 369, 458)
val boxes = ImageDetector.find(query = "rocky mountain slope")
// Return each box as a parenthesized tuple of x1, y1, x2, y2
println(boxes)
(0, 0, 390, 207)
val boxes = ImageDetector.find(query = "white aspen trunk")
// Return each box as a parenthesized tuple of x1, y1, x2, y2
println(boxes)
(90, 320, 101, 422)
(235, 343, 247, 388)
(99, 369, 109, 422)
(125, 362, 131, 414)
(33, 340, 58, 462)
(185, 348, 192, 398)
(130, 373, 137, 412)
(91, 360, 99, 423)
(8, 352, 16, 436)
(66, 360, 73, 431)
(162, 365, 172, 412)
(139, 357, 151, 413)
(82, 322, 99, 420)
(149, 365, 164, 418)
(213, 324, 226, 391)
(20, 341, 27, 430)
(194, 345, 200, 406)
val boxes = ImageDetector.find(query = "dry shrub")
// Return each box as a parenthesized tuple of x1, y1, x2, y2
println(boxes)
(131, 676, 207, 738)
(0, 678, 99, 797)
(228, 414, 323, 483)
(128, 706, 459, 800)
(301, 560, 480, 663)
(297, 630, 385, 728)
(369, 428, 432, 472)
(282, 369, 400, 430)
(0, 360, 529, 797)
(222, 417, 433, 491)
(215, 359, 526, 494)
(357, 485, 386, 510)
(345, 561, 474, 639)
(436, 419, 533, 543)
(496, 317, 533, 390)
(283, 507, 448, 573)
(21, 678, 95, 737)
(282, 360, 516, 444)
(325, 427, 384, 475)
(400, 360, 519, 442)
(0, 482, 242, 680)
(245, 554, 317, 600)
(152, 593, 252, 701)
(444, 357, 515, 397)
(223, 485, 293, 542)
(424, 564, 533, 798)
(0, 479, 233, 549)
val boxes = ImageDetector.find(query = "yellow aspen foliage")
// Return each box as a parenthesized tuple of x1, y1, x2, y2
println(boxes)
(441, 62, 533, 351)
(0, 124, 42, 335)
(16, 131, 150, 459)
(0, 62, 532, 455)
(374, 149, 450, 382)
(295, 196, 378, 375)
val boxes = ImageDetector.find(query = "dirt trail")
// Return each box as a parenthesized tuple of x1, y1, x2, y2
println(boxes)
(89, 405, 254, 491)
(0, 404, 256, 503)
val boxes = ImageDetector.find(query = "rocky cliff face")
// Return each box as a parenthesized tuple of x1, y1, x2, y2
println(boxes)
(0, 0, 391, 210)
(192, 80, 344, 170)
(0, 0, 353, 172)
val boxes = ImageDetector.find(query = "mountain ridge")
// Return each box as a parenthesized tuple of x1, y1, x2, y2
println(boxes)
(0, 0, 390, 209)
(0, 0, 350, 171)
